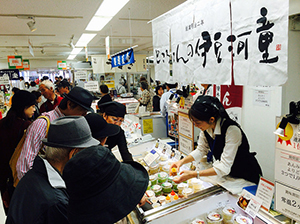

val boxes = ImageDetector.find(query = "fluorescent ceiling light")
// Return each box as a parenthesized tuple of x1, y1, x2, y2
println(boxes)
(75, 33, 97, 47)
(86, 17, 112, 31)
(85, 0, 129, 31)
(70, 48, 83, 55)
(67, 54, 77, 60)
(95, 0, 129, 17)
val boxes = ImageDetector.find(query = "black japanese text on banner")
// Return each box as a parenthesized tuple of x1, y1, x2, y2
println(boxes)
(152, 0, 288, 86)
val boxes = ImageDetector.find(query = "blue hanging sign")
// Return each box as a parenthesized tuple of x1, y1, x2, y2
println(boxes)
(111, 48, 134, 68)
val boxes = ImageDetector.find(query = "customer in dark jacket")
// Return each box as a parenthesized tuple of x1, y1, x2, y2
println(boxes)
(6, 116, 99, 224)
(0, 91, 36, 215)
(98, 101, 133, 161)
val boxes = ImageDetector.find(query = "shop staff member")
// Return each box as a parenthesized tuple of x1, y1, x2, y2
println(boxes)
(16, 87, 96, 180)
(170, 95, 262, 184)
(160, 82, 178, 117)
(6, 116, 99, 224)
(98, 101, 133, 162)
(39, 80, 63, 113)
(63, 146, 148, 224)
(97, 84, 112, 105)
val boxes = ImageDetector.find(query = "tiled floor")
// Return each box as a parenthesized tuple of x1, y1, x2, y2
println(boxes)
(0, 203, 6, 224)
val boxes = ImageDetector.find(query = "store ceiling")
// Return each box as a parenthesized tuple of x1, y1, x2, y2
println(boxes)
(0, 0, 185, 62)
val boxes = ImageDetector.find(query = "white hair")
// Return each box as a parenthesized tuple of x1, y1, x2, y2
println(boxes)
(43, 146, 72, 163)
(41, 80, 54, 91)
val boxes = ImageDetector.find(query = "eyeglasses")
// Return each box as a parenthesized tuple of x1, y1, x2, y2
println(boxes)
(111, 117, 124, 124)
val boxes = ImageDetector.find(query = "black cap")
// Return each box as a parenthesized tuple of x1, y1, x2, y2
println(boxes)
(97, 101, 126, 118)
(85, 113, 120, 139)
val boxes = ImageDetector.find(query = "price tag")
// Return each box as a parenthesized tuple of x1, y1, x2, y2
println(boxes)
(175, 151, 181, 161)
(237, 189, 262, 218)
(143, 149, 160, 167)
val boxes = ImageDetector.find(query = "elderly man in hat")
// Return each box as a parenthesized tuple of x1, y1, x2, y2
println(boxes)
(63, 146, 149, 224)
(39, 79, 63, 113)
(6, 116, 99, 224)
(16, 87, 96, 181)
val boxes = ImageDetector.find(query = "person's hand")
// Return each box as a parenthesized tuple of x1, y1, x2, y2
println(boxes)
(169, 160, 182, 176)
(173, 170, 196, 184)
(138, 195, 150, 207)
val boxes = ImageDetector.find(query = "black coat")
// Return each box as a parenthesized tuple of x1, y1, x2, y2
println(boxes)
(6, 156, 69, 224)
(98, 94, 112, 105)
(152, 95, 161, 112)
(106, 128, 133, 162)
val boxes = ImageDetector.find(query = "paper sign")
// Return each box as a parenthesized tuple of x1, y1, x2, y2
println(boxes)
(74, 71, 88, 80)
(143, 119, 153, 134)
(84, 81, 99, 92)
(275, 148, 300, 191)
(253, 90, 270, 107)
(256, 177, 275, 211)
(237, 189, 262, 218)
(275, 182, 300, 222)
(179, 135, 193, 155)
(143, 149, 160, 167)
(0, 75, 9, 85)
(178, 112, 193, 139)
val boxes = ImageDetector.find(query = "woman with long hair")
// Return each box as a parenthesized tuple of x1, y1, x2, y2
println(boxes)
(0, 90, 36, 214)
(170, 95, 262, 184)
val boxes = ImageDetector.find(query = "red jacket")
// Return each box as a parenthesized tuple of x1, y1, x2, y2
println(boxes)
(39, 95, 63, 113)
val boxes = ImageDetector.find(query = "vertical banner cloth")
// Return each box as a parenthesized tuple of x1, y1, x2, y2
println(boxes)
(111, 48, 135, 68)
(152, 0, 288, 86)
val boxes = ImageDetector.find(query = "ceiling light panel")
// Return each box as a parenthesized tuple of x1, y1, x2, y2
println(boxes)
(67, 54, 77, 60)
(95, 0, 129, 17)
(85, 0, 129, 31)
(70, 47, 83, 55)
(75, 33, 97, 47)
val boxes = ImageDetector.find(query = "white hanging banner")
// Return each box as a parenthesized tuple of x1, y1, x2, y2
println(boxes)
(152, 0, 288, 86)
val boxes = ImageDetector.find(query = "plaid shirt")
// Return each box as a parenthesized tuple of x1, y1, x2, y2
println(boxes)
(16, 107, 65, 180)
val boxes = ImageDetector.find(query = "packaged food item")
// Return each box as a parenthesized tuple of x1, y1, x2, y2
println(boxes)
(222, 206, 236, 221)
(162, 164, 169, 173)
(149, 164, 159, 175)
(191, 218, 206, 224)
(151, 196, 158, 203)
(173, 194, 179, 200)
(167, 175, 174, 183)
(171, 167, 177, 176)
(233, 215, 252, 224)
(152, 202, 160, 208)
(149, 174, 158, 186)
(159, 161, 168, 171)
(151, 185, 162, 196)
(157, 196, 166, 204)
(169, 190, 177, 201)
(146, 190, 155, 198)
(165, 195, 171, 203)
(160, 154, 168, 161)
(192, 179, 203, 192)
(182, 188, 194, 198)
(157, 172, 168, 183)
(177, 183, 188, 196)
(162, 182, 173, 194)
(206, 211, 223, 224)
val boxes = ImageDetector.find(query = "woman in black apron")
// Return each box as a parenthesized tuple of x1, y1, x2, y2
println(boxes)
(170, 95, 262, 184)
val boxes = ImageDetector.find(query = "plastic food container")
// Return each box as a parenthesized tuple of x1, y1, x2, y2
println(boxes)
(233, 215, 252, 224)
(149, 164, 159, 174)
(167, 175, 174, 183)
(177, 183, 188, 196)
(222, 206, 236, 221)
(191, 218, 206, 224)
(158, 172, 168, 183)
(152, 202, 160, 208)
(162, 164, 170, 173)
(159, 161, 168, 171)
(157, 195, 166, 204)
(191, 179, 203, 192)
(206, 211, 223, 224)
(162, 182, 173, 194)
(182, 187, 194, 198)
(151, 185, 162, 196)
(160, 154, 168, 161)
(146, 190, 155, 198)
(149, 174, 158, 186)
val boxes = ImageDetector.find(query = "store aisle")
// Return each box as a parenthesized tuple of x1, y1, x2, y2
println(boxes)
(0, 203, 5, 224)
